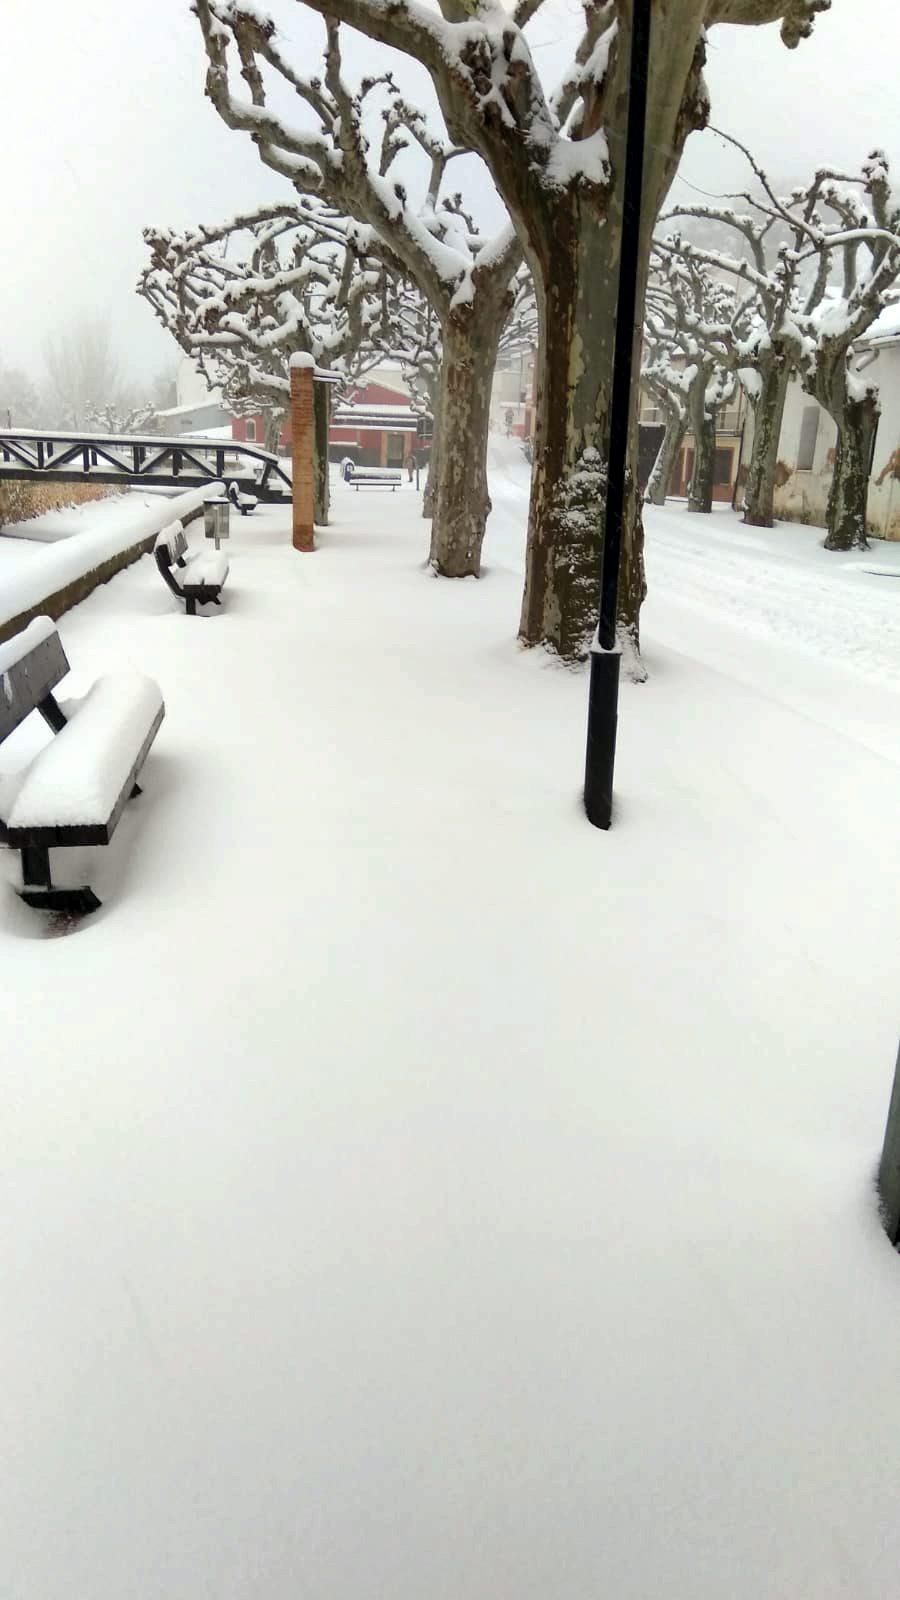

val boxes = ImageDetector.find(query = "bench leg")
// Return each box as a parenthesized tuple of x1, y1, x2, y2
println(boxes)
(186, 596, 197, 616)
(19, 846, 101, 915)
(21, 844, 51, 889)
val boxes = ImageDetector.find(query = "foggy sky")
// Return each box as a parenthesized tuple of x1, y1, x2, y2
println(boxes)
(3, 0, 898, 388)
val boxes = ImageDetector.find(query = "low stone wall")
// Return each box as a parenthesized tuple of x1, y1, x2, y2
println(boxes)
(0, 488, 220, 647)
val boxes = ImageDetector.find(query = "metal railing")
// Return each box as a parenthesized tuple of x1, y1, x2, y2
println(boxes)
(0, 428, 293, 503)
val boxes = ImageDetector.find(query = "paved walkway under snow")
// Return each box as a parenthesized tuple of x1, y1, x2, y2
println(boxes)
(1, 474, 899, 1599)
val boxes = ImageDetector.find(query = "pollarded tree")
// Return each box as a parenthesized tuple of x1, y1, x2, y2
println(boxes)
(798, 153, 900, 549)
(193, 0, 522, 578)
(140, 198, 403, 522)
(659, 144, 798, 529)
(640, 312, 689, 509)
(251, 0, 831, 660)
(646, 245, 756, 512)
(662, 145, 900, 548)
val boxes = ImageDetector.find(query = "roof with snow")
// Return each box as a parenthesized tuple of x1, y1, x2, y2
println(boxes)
(859, 300, 900, 347)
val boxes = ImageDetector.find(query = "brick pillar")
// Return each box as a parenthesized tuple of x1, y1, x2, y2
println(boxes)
(290, 355, 315, 551)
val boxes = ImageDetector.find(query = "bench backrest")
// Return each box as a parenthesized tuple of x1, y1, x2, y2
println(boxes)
(0, 618, 70, 743)
(155, 523, 187, 565)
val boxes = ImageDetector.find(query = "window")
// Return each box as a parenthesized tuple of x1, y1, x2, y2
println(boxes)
(245, 418, 256, 442)
(797, 406, 819, 471)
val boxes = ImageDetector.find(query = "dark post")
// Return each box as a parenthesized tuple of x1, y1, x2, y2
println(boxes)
(584, 0, 652, 830)
(877, 1040, 900, 1245)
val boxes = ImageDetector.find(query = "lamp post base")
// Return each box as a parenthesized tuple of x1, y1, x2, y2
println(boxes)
(584, 648, 621, 830)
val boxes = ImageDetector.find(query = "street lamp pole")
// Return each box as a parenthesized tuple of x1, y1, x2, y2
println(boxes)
(583, 0, 652, 830)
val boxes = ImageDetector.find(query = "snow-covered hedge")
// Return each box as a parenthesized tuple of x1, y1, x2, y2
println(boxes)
(0, 484, 223, 644)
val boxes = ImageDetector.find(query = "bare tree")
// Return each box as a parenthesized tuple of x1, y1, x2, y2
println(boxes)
(43, 321, 125, 429)
(193, 0, 521, 577)
(646, 245, 756, 512)
(140, 197, 441, 524)
(225, 0, 831, 659)
(661, 143, 900, 548)
(0, 364, 43, 428)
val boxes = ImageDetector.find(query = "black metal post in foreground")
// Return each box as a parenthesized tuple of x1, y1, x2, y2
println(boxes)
(877, 1040, 900, 1244)
(584, 0, 652, 829)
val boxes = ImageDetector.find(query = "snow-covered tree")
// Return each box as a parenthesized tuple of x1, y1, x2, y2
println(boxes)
(84, 401, 159, 434)
(640, 314, 689, 511)
(193, 0, 521, 577)
(140, 197, 443, 523)
(646, 244, 756, 512)
(662, 143, 900, 548)
(215, 0, 831, 658)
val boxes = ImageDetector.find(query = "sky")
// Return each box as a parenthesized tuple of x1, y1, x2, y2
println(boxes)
(2, 0, 899, 390)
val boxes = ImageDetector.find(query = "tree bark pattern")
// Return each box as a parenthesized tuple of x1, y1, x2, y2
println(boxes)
(742, 355, 790, 527)
(645, 412, 686, 507)
(688, 388, 716, 514)
(824, 393, 877, 550)
(430, 300, 505, 577)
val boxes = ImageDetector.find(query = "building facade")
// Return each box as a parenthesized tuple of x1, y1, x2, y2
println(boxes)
(739, 306, 900, 539)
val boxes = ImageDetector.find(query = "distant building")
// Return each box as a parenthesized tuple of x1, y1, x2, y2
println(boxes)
(738, 302, 900, 540)
(155, 358, 230, 435)
(491, 347, 536, 440)
(328, 378, 424, 468)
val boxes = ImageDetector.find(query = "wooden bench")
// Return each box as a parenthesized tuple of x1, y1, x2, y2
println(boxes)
(227, 480, 258, 516)
(0, 617, 164, 915)
(155, 521, 229, 616)
(347, 466, 402, 491)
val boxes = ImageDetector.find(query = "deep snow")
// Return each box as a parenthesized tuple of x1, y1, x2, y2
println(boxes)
(1, 455, 899, 1599)
(0, 486, 224, 633)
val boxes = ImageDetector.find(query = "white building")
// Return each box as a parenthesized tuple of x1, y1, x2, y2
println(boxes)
(154, 358, 230, 436)
(740, 302, 900, 540)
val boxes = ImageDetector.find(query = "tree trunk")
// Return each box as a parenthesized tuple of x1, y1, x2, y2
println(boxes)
(742, 355, 790, 528)
(313, 380, 330, 526)
(429, 310, 501, 578)
(824, 394, 877, 550)
(517, 24, 707, 661)
(687, 382, 715, 514)
(263, 407, 283, 455)
(519, 199, 647, 660)
(423, 383, 441, 523)
(645, 411, 686, 507)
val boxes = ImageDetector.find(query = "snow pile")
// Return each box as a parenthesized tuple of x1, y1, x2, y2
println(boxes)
(0, 478, 898, 1598)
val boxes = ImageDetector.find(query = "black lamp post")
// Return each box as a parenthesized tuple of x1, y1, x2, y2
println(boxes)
(584, 0, 652, 830)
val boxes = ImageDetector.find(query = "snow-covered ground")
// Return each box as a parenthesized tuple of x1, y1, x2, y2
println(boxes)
(0, 486, 223, 633)
(1, 459, 899, 1598)
(1, 492, 138, 545)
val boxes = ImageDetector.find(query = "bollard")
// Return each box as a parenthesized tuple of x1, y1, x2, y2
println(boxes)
(289, 352, 315, 551)
(877, 1040, 900, 1244)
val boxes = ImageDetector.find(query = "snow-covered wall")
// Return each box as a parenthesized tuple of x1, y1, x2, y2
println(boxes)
(0, 484, 222, 644)
(771, 376, 838, 530)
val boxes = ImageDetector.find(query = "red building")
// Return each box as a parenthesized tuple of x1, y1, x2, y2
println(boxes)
(328, 380, 423, 468)
(229, 378, 429, 466)
(231, 413, 290, 451)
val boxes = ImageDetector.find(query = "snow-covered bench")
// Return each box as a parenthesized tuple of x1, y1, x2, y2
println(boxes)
(155, 522, 229, 616)
(346, 465, 402, 491)
(227, 480, 258, 516)
(0, 617, 164, 915)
